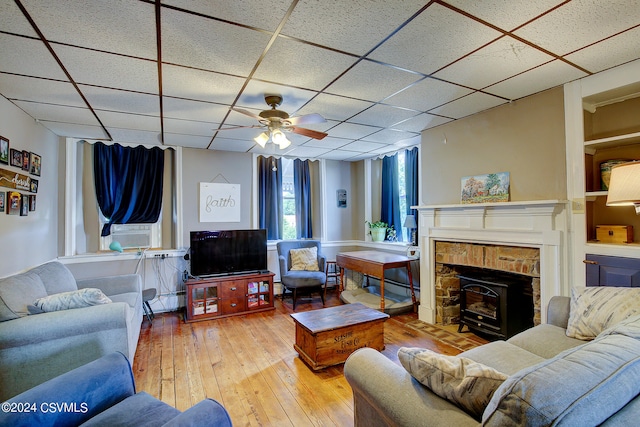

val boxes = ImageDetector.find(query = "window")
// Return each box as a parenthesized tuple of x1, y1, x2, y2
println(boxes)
(258, 156, 314, 240)
(381, 147, 419, 243)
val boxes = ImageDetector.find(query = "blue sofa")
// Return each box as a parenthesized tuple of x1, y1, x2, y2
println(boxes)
(0, 352, 232, 426)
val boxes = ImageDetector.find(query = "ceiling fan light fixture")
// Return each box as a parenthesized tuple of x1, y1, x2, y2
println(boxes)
(254, 132, 269, 148)
(271, 130, 291, 149)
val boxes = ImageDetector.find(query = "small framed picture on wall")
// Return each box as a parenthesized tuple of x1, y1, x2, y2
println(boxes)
(0, 192, 5, 212)
(6, 191, 21, 215)
(10, 149, 22, 168)
(0, 136, 8, 165)
(22, 150, 30, 171)
(29, 195, 36, 211)
(20, 194, 28, 216)
(30, 152, 41, 176)
(30, 179, 38, 193)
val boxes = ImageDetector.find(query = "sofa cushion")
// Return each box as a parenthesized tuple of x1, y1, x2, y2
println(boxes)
(483, 320, 640, 426)
(0, 272, 48, 321)
(28, 261, 78, 295)
(459, 340, 545, 375)
(398, 347, 508, 419)
(34, 288, 112, 312)
(289, 247, 320, 271)
(566, 286, 640, 340)
(507, 323, 585, 359)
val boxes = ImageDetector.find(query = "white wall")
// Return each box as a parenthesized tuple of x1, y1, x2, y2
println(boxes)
(0, 97, 59, 277)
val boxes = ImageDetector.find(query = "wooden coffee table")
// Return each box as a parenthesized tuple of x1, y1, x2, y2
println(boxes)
(290, 303, 389, 370)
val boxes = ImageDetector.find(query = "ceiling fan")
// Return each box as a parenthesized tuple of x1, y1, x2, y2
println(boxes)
(227, 94, 328, 149)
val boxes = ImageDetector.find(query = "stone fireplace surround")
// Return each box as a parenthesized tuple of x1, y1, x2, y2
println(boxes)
(415, 200, 569, 325)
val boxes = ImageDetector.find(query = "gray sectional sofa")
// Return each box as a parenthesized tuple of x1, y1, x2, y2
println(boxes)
(0, 261, 143, 401)
(344, 295, 640, 426)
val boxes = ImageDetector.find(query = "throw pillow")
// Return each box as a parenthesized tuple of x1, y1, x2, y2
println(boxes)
(397, 347, 508, 419)
(33, 288, 112, 312)
(566, 286, 640, 340)
(289, 247, 320, 271)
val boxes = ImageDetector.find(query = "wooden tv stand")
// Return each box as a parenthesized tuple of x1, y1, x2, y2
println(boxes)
(185, 271, 275, 322)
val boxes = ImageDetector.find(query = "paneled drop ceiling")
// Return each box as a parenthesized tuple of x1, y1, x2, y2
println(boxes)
(1, 0, 639, 160)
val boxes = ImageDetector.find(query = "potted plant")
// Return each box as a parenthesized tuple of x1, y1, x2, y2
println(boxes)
(366, 220, 388, 242)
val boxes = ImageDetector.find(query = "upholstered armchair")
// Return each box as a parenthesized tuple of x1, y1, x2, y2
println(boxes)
(277, 240, 327, 310)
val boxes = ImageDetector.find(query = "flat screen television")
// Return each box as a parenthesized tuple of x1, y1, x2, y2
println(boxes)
(189, 229, 267, 277)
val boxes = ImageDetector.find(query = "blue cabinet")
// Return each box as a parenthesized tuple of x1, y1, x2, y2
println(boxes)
(585, 254, 640, 287)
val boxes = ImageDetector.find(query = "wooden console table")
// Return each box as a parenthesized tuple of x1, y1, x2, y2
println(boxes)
(336, 250, 417, 312)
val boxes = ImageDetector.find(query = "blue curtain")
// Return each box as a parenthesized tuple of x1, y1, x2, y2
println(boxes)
(405, 147, 419, 242)
(293, 159, 312, 239)
(258, 156, 283, 240)
(94, 142, 164, 237)
(381, 154, 401, 240)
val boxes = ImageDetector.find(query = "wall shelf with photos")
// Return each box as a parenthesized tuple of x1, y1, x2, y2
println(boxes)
(0, 133, 41, 215)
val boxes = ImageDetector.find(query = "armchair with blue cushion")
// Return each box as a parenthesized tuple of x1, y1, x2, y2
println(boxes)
(277, 240, 327, 310)
(0, 352, 232, 427)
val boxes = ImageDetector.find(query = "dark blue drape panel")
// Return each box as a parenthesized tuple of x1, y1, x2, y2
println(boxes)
(405, 147, 419, 242)
(94, 142, 164, 236)
(381, 154, 401, 239)
(293, 159, 312, 239)
(258, 156, 283, 240)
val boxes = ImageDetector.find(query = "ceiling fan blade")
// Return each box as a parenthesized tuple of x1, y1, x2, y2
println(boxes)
(287, 113, 326, 126)
(230, 107, 262, 121)
(215, 125, 262, 131)
(291, 126, 328, 140)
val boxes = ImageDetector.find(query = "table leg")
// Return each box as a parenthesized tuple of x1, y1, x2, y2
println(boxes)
(379, 275, 385, 311)
(339, 267, 344, 292)
(406, 261, 416, 313)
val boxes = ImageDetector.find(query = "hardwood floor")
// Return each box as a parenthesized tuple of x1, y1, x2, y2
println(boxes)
(133, 290, 474, 426)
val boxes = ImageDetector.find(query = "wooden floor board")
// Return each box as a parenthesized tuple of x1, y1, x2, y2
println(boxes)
(134, 293, 481, 426)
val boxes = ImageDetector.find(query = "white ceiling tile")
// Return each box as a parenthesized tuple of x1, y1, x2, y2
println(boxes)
(0, 75, 84, 107)
(108, 129, 163, 146)
(434, 36, 555, 89)
(349, 104, 419, 128)
(162, 97, 227, 122)
(362, 129, 419, 144)
(163, 133, 212, 149)
(13, 100, 99, 126)
(514, 0, 640, 56)
(369, 2, 502, 75)
(161, 7, 270, 76)
(391, 113, 453, 133)
(237, 81, 318, 113)
(296, 94, 373, 122)
(339, 140, 387, 153)
(97, 111, 161, 132)
(81, 86, 160, 116)
(209, 137, 256, 152)
(253, 37, 358, 91)
(162, 65, 245, 103)
(444, 0, 567, 31)
(215, 127, 264, 141)
(325, 60, 422, 102)
(162, 0, 291, 31)
(0, 1, 37, 36)
(429, 92, 508, 119)
(303, 136, 352, 149)
(54, 45, 158, 93)
(164, 117, 218, 137)
(281, 146, 332, 159)
(486, 60, 588, 100)
(564, 26, 640, 74)
(282, 0, 428, 55)
(320, 150, 363, 161)
(329, 122, 381, 139)
(385, 78, 473, 112)
(0, 34, 67, 80)
(22, 0, 157, 58)
(37, 122, 108, 139)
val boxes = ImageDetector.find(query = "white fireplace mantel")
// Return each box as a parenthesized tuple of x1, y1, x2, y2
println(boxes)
(414, 200, 569, 324)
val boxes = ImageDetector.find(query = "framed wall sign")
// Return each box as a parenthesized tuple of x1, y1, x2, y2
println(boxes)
(199, 182, 241, 222)
(337, 189, 347, 208)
